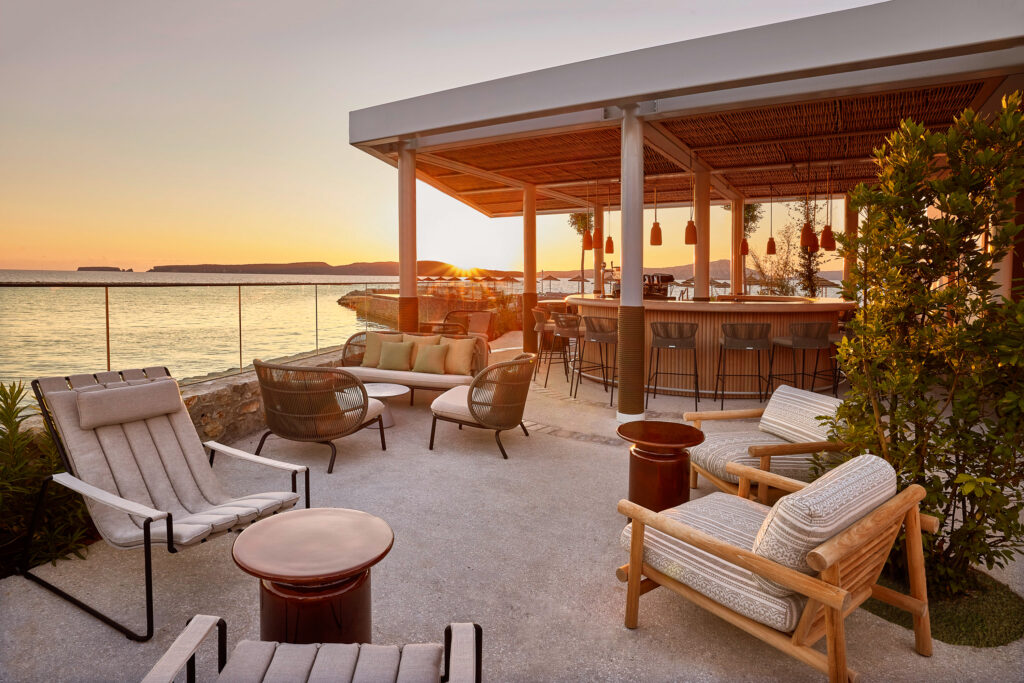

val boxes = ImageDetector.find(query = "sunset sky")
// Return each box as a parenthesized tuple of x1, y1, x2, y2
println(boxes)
(0, 1, 863, 273)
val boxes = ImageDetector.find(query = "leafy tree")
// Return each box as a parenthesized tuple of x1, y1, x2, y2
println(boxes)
(567, 212, 594, 284)
(827, 92, 1024, 596)
(748, 222, 798, 295)
(788, 199, 826, 296)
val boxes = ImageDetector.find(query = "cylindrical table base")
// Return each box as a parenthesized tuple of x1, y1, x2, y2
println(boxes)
(628, 446, 691, 513)
(259, 570, 372, 644)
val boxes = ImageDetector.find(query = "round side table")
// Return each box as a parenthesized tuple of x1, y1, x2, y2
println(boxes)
(232, 508, 393, 644)
(364, 383, 411, 428)
(616, 421, 705, 512)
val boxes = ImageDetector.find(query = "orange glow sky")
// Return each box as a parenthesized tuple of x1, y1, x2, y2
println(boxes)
(1, 1, 864, 273)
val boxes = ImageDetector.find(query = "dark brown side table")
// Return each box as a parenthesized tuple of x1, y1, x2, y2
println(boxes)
(232, 508, 394, 644)
(616, 420, 705, 512)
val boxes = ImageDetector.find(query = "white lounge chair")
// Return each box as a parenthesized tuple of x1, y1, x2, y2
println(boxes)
(142, 616, 482, 683)
(24, 367, 310, 641)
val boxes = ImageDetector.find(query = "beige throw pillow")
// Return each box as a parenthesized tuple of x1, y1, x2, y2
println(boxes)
(403, 334, 440, 367)
(378, 341, 414, 371)
(361, 331, 403, 367)
(412, 344, 449, 374)
(440, 337, 476, 376)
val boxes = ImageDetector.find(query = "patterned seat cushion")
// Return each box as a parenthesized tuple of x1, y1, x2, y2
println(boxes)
(758, 384, 842, 443)
(752, 454, 897, 597)
(688, 430, 806, 483)
(621, 493, 806, 632)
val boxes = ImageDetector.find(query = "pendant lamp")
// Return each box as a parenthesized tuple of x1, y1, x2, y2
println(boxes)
(684, 169, 697, 244)
(605, 234, 614, 254)
(821, 168, 837, 251)
(650, 187, 662, 246)
(605, 189, 614, 254)
(766, 185, 777, 256)
(740, 238, 749, 256)
(582, 228, 593, 251)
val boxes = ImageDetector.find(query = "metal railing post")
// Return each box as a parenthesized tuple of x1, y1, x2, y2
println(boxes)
(238, 285, 243, 371)
(315, 284, 319, 354)
(105, 286, 111, 371)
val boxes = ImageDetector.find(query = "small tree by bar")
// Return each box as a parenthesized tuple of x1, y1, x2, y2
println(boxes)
(830, 92, 1024, 595)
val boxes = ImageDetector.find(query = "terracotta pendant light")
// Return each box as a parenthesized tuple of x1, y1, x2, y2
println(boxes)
(605, 233, 614, 254)
(605, 187, 614, 254)
(820, 167, 836, 251)
(582, 181, 593, 250)
(806, 178, 820, 253)
(740, 238, 749, 256)
(766, 184, 777, 256)
(650, 186, 662, 246)
(684, 168, 697, 245)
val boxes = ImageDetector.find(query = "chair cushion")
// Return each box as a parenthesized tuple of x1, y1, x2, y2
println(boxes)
(364, 398, 385, 423)
(752, 454, 897, 597)
(378, 341, 414, 371)
(342, 366, 473, 390)
(440, 337, 476, 376)
(689, 430, 798, 484)
(620, 492, 805, 632)
(147, 491, 300, 548)
(404, 334, 440, 367)
(361, 332, 404, 367)
(412, 344, 449, 374)
(219, 640, 443, 683)
(76, 380, 181, 429)
(430, 386, 476, 423)
(758, 384, 842, 444)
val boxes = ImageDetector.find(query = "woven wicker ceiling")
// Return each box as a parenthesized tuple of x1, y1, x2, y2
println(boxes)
(392, 80, 988, 216)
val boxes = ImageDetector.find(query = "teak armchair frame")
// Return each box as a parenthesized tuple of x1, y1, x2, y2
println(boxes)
(684, 407, 850, 503)
(617, 462, 936, 682)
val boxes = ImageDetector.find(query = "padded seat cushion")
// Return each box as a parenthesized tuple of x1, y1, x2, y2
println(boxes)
(430, 386, 475, 423)
(217, 639, 443, 683)
(365, 398, 386, 423)
(343, 366, 473, 390)
(689, 430, 803, 483)
(147, 491, 299, 548)
(752, 454, 897, 597)
(758, 384, 842, 444)
(621, 492, 805, 632)
(76, 379, 181, 429)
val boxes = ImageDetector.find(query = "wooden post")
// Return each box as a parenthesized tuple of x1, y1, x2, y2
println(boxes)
(398, 141, 418, 332)
(731, 199, 744, 295)
(694, 171, 711, 300)
(822, 565, 848, 683)
(624, 521, 646, 629)
(593, 202, 605, 295)
(904, 504, 933, 656)
(617, 103, 646, 421)
(522, 184, 538, 351)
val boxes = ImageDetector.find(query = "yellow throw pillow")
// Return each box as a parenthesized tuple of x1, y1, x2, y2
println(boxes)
(412, 344, 449, 374)
(361, 331, 403, 367)
(378, 341, 414, 371)
(403, 334, 440, 367)
(440, 337, 477, 376)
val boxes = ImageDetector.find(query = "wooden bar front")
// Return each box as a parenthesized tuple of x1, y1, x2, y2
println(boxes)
(565, 295, 856, 399)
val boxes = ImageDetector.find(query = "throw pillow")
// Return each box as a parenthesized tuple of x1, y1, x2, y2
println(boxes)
(378, 341, 414, 371)
(403, 334, 440, 367)
(412, 344, 449, 374)
(361, 331, 403, 367)
(440, 336, 476, 375)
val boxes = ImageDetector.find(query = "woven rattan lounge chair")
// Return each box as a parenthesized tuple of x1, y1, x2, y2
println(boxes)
(253, 360, 387, 474)
(428, 354, 535, 459)
(617, 455, 936, 682)
(25, 367, 309, 642)
(142, 616, 482, 683)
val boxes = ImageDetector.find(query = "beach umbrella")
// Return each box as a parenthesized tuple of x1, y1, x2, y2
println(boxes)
(540, 273, 559, 293)
(568, 274, 588, 293)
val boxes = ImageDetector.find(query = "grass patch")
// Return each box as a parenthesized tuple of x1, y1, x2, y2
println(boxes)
(863, 569, 1024, 647)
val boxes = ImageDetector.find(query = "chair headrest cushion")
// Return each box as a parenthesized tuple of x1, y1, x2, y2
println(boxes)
(76, 379, 183, 429)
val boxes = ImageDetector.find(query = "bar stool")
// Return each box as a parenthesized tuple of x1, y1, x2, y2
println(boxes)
(770, 321, 837, 396)
(531, 308, 554, 380)
(713, 322, 771, 409)
(645, 321, 699, 410)
(572, 316, 618, 406)
(544, 312, 581, 389)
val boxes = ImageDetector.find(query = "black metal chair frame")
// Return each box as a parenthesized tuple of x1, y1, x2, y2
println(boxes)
(571, 320, 617, 407)
(21, 374, 310, 642)
(543, 316, 579, 389)
(768, 344, 839, 397)
(428, 413, 530, 460)
(712, 326, 772, 409)
(252, 415, 385, 475)
(646, 338, 700, 411)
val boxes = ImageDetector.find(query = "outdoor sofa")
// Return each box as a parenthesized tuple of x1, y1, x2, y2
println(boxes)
(340, 331, 489, 404)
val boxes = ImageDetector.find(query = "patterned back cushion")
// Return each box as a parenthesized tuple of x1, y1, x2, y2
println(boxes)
(751, 454, 896, 596)
(758, 384, 842, 443)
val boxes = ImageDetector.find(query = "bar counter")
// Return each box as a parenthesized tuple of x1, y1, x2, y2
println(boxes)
(564, 294, 856, 399)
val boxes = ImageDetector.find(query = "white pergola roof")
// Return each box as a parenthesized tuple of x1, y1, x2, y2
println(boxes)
(350, 0, 1024, 216)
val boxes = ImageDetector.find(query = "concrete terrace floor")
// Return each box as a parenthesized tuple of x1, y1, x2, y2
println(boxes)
(2, 354, 1023, 682)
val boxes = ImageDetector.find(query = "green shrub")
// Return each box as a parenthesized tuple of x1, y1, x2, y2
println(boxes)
(0, 382, 94, 577)
(829, 93, 1024, 596)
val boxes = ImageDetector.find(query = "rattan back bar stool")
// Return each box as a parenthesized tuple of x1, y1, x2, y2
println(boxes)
(769, 321, 838, 396)
(713, 322, 771, 409)
(572, 316, 618, 406)
(543, 312, 581, 389)
(531, 308, 554, 380)
(645, 321, 699, 410)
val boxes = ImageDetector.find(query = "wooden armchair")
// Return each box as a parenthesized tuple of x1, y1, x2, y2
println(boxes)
(616, 455, 937, 682)
(685, 384, 849, 502)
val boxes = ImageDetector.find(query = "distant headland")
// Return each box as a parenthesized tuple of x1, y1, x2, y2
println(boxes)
(78, 266, 133, 272)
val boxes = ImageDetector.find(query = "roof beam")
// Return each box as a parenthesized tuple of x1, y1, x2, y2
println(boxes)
(418, 153, 590, 208)
(642, 121, 744, 200)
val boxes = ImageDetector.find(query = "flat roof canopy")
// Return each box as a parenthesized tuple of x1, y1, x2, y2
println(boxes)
(350, 0, 1024, 217)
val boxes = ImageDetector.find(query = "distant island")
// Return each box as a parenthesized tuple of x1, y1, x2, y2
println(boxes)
(147, 259, 841, 281)
(78, 266, 133, 272)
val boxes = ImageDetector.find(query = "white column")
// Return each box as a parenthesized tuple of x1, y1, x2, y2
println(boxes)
(730, 199, 744, 295)
(694, 171, 711, 299)
(620, 105, 644, 308)
(398, 142, 417, 299)
(593, 203, 604, 295)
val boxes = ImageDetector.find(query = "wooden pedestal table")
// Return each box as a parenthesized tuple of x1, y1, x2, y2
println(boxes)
(616, 421, 705, 512)
(232, 508, 394, 644)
